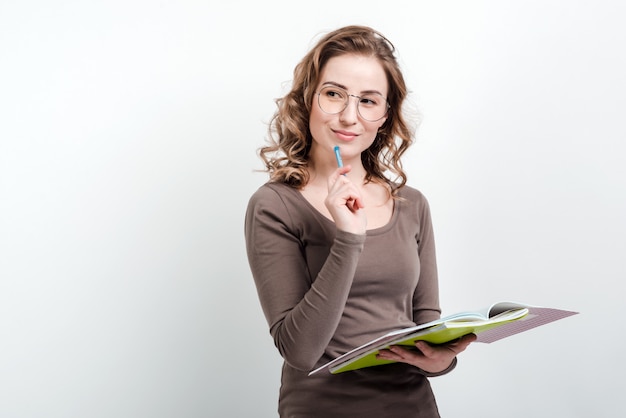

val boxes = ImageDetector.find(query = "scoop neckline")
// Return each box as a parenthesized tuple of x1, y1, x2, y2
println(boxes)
(294, 186, 400, 236)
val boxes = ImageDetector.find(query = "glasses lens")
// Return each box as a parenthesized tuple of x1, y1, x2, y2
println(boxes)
(318, 86, 387, 121)
(358, 93, 388, 121)
(318, 87, 347, 114)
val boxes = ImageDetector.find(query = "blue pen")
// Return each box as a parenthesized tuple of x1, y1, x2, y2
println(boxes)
(333, 145, 344, 170)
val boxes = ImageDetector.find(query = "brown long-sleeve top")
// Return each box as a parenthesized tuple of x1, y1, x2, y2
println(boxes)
(245, 181, 454, 417)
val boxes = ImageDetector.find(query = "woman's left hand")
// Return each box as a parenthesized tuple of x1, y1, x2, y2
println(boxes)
(376, 333, 477, 374)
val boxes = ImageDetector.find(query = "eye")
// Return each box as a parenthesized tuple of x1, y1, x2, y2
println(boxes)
(360, 95, 379, 107)
(324, 88, 346, 101)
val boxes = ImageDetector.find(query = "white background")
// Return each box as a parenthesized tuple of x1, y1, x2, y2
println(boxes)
(1, 1, 624, 417)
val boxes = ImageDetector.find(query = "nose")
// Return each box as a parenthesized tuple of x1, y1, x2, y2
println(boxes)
(339, 95, 359, 124)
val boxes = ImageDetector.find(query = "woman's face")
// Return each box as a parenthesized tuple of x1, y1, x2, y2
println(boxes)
(309, 54, 388, 165)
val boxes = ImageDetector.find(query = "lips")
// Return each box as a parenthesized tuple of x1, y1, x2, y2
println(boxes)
(333, 129, 358, 141)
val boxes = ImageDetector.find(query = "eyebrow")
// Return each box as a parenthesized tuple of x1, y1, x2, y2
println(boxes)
(320, 81, 386, 97)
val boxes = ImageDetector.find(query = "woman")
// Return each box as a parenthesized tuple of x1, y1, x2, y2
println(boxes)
(244, 25, 475, 417)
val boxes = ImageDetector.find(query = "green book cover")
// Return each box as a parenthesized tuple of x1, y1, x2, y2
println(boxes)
(329, 315, 523, 374)
(308, 302, 579, 376)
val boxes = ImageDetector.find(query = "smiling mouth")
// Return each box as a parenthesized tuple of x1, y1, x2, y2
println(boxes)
(333, 129, 358, 140)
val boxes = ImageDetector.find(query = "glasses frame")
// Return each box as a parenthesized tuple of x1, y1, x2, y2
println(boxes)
(316, 86, 390, 122)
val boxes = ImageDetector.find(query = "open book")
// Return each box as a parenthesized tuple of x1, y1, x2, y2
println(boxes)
(309, 301, 578, 376)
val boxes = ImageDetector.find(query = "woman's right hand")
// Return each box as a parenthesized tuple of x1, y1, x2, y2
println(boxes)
(325, 165, 367, 235)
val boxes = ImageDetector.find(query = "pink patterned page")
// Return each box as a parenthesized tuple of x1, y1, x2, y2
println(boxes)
(476, 306, 578, 343)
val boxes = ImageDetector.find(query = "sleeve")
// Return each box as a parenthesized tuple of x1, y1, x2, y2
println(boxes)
(412, 193, 442, 327)
(411, 192, 459, 377)
(421, 357, 457, 377)
(244, 185, 366, 371)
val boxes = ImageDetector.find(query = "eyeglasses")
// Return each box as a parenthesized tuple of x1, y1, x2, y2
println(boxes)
(316, 86, 389, 122)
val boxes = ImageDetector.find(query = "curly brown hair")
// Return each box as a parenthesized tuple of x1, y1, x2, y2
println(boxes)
(259, 25, 415, 195)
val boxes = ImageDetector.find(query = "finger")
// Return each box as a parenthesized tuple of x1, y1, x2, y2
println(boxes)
(377, 348, 400, 361)
(449, 334, 477, 353)
(345, 196, 365, 212)
(327, 169, 343, 189)
(345, 198, 357, 213)
(338, 164, 352, 176)
(378, 347, 408, 361)
(389, 346, 407, 357)
(415, 340, 458, 357)
(414, 340, 435, 357)
(328, 165, 352, 188)
(448, 334, 476, 348)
